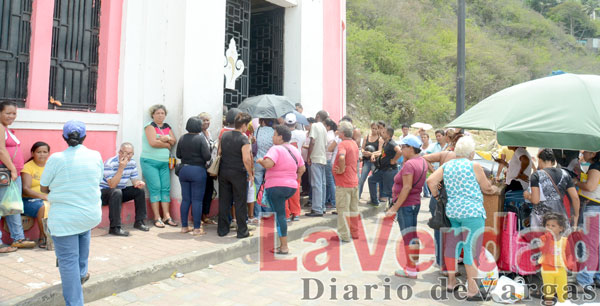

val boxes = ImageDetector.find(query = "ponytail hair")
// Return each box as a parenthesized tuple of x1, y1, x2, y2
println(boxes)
(64, 132, 85, 147)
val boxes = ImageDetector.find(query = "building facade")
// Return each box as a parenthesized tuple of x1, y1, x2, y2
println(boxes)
(1, 0, 346, 222)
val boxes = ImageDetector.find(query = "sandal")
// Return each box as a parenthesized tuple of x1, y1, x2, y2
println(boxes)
(154, 219, 165, 228)
(38, 238, 47, 249)
(192, 228, 205, 236)
(446, 279, 464, 292)
(394, 269, 417, 279)
(163, 218, 178, 227)
(270, 247, 289, 255)
(180, 227, 192, 233)
(0, 244, 17, 253)
(203, 218, 217, 225)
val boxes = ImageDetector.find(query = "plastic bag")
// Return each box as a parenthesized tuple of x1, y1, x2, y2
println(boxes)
(0, 181, 23, 216)
(490, 276, 526, 304)
(473, 249, 499, 295)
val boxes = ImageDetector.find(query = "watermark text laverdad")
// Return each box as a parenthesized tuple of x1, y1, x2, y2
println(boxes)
(258, 212, 600, 274)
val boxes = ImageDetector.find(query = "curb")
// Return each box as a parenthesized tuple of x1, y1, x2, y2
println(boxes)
(9, 204, 381, 306)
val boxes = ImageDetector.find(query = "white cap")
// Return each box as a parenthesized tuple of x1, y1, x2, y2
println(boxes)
(284, 113, 297, 125)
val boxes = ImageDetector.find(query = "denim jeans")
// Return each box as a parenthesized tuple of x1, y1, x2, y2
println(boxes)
(267, 186, 296, 237)
(358, 160, 375, 199)
(396, 204, 421, 246)
(178, 165, 207, 229)
(423, 182, 431, 197)
(53, 230, 91, 306)
(325, 160, 336, 206)
(429, 196, 442, 266)
(0, 177, 25, 242)
(368, 167, 397, 204)
(576, 205, 600, 286)
(310, 163, 327, 214)
(397, 204, 421, 272)
(254, 162, 271, 217)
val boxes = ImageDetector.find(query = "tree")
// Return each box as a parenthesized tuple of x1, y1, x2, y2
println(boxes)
(581, 0, 600, 19)
(525, 0, 562, 16)
(548, 1, 597, 38)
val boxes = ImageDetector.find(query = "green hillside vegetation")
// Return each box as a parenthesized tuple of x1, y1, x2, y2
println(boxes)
(347, 0, 600, 128)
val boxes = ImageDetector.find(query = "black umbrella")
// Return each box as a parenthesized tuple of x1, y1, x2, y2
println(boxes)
(238, 94, 296, 119)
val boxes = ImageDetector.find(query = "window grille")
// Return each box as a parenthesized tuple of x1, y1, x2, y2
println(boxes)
(223, 0, 250, 109)
(0, 0, 32, 107)
(49, 0, 100, 110)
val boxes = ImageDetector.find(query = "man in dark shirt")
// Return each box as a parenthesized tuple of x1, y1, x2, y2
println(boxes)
(368, 127, 401, 206)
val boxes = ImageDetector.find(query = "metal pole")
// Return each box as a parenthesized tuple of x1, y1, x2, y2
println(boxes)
(456, 0, 466, 116)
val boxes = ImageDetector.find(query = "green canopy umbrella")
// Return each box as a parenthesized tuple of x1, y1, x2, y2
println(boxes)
(238, 94, 296, 119)
(447, 73, 600, 151)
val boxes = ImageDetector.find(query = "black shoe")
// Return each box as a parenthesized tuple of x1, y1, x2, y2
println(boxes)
(134, 221, 150, 232)
(108, 227, 130, 236)
(465, 293, 490, 301)
(305, 211, 324, 217)
(81, 273, 90, 285)
(237, 232, 253, 239)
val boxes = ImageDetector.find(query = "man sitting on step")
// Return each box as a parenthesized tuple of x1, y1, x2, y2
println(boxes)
(100, 143, 149, 236)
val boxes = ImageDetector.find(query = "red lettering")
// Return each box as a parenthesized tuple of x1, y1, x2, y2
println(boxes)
(259, 214, 297, 271)
(350, 214, 394, 271)
(569, 213, 600, 273)
(302, 230, 341, 272)
(395, 229, 435, 272)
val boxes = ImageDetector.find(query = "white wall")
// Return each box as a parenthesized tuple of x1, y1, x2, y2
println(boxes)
(283, 0, 324, 119)
(119, 0, 187, 199)
(182, 0, 226, 138)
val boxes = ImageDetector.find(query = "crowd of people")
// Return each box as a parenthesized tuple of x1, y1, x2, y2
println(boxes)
(1, 99, 599, 305)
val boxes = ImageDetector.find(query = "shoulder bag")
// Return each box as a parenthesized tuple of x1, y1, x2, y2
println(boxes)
(257, 145, 299, 208)
(427, 161, 451, 229)
(0, 145, 18, 187)
(207, 155, 221, 177)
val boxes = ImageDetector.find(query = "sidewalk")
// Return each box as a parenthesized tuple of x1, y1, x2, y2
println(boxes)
(1, 195, 381, 306)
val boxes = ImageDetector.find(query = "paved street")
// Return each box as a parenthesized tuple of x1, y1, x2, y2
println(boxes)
(89, 199, 600, 306)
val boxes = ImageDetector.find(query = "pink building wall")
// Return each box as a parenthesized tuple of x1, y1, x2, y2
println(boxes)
(15, 130, 118, 162)
(21, 0, 123, 151)
(322, 0, 345, 122)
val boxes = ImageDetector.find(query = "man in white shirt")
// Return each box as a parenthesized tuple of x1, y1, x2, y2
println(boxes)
(306, 110, 329, 216)
(505, 147, 532, 191)
(398, 124, 410, 142)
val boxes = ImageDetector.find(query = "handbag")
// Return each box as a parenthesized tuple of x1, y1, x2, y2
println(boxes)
(174, 163, 185, 176)
(0, 148, 18, 187)
(427, 181, 451, 229)
(207, 155, 221, 176)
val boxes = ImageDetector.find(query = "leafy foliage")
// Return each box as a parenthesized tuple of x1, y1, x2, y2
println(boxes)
(347, 0, 600, 127)
(548, 1, 597, 38)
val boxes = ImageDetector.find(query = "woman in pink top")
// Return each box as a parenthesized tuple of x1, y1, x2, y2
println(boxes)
(257, 125, 305, 254)
(0, 101, 35, 253)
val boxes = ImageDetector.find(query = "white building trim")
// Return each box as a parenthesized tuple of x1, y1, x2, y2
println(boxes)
(267, 0, 297, 7)
(13, 109, 120, 131)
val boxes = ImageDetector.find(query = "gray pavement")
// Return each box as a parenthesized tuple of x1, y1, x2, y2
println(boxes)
(89, 199, 600, 306)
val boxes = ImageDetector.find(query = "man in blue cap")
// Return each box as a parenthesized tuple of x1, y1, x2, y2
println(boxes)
(41, 120, 104, 306)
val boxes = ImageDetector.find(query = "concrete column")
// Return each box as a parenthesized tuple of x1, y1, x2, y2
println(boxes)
(182, 0, 227, 139)
(25, 0, 54, 110)
(283, 0, 324, 118)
